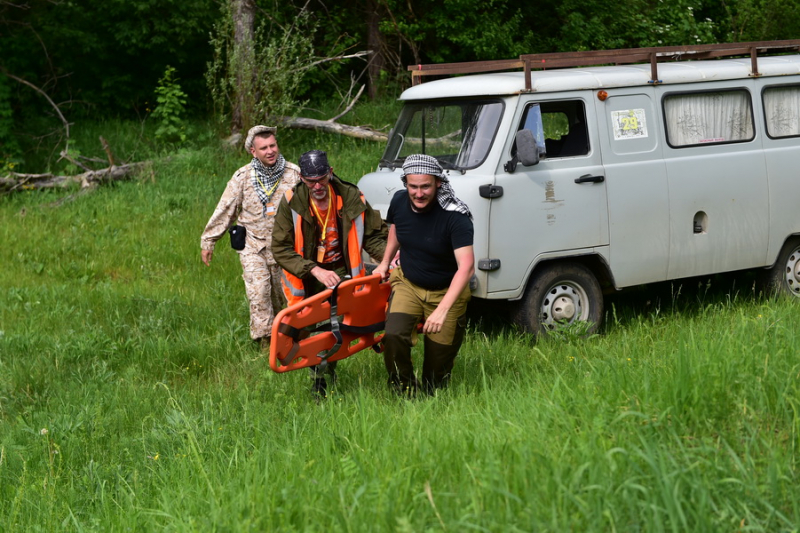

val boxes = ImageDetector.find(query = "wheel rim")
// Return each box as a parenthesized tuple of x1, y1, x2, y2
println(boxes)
(540, 281, 589, 329)
(785, 247, 800, 297)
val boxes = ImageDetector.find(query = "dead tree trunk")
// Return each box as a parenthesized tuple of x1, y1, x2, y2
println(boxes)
(365, 0, 385, 100)
(1, 162, 148, 194)
(276, 116, 388, 142)
(231, 0, 256, 134)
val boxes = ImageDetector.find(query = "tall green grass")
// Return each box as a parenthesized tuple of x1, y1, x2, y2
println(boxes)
(1, 109, 798, 531)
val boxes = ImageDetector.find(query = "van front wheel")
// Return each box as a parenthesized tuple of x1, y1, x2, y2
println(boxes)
(514, 263, 603, 336)
(761, 237, 800, 298)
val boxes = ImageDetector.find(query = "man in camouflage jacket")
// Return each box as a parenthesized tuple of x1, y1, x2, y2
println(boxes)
(200, 126, 300, 349)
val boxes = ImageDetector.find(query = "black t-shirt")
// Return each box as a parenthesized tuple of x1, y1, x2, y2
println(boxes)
(386, 190, 474, 290)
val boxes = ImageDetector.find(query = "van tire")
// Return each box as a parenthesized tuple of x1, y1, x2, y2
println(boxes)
(761, 237, 800, 298)
(514, 262, 603, 336)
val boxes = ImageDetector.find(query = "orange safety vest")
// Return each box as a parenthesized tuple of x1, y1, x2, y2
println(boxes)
(281, 189, 367, 306)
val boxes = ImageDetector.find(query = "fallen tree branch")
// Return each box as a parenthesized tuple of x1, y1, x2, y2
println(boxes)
(2, 136, 147, 196)
(1, 162, 148, 194)
(58, 148, 93, 172)
(275, 116, 389, 142)
(100, 136, 116, 166)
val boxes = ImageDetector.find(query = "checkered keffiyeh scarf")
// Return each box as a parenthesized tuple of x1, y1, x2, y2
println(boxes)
(401, 154, 472, 220)
(251, 154, 286, 208)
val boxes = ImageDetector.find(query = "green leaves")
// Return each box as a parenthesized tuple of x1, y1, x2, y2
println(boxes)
(0, 75, 21, 173)
(152, 66, 188, 144)
(205, 3, 316, 134)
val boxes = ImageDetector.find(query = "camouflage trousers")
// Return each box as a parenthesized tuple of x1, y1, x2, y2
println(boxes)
(239, 250, 286, 340)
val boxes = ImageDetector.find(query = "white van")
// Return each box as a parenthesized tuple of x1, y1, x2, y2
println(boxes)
(357, 41, 800, 334)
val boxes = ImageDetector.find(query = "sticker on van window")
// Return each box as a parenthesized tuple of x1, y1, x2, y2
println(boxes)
(611, 109, 647, 140)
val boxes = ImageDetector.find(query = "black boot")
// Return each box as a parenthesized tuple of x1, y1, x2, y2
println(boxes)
(311, 377, 327, 400)
(387, 374, 419, 398)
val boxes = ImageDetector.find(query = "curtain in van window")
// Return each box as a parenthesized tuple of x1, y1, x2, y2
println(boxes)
(664, 90, 754, 146)
(763, 86, 800, 137)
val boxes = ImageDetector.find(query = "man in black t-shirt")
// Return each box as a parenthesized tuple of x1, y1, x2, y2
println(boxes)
(373, 154, 475, 395)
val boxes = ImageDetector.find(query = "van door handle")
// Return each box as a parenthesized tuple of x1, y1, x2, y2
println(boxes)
(574, 174, 605, 184)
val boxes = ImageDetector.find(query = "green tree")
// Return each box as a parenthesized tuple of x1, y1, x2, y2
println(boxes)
(547, 0, 716, 51)
(0, 0, 216, 116)
(206, 1, 317, 134)
(152, 66, 188, 144)
(0, 74, 21, 173)
(721, 0, 800, 41)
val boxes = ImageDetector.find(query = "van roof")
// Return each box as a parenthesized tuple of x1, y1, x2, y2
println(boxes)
(400, 55, 800, 101)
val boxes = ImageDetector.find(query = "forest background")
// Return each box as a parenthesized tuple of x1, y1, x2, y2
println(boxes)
(3, 1, 800, 531)
(3, 0, 800, 172)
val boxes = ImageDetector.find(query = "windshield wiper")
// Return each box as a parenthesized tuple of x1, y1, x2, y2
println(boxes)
(378, 158, 400, 170)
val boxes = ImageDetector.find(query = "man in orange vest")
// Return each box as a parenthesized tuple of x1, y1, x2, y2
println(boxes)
(272, 150, 387, 399)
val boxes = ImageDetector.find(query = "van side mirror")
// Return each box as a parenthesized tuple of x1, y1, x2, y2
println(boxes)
(516, 129, 540, 166)
(504, 129, 540, 173)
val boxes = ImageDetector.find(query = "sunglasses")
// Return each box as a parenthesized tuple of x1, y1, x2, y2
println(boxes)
(301, 173, 331, 188)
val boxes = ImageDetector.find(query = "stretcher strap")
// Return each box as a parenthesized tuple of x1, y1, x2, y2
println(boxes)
(339, 323, 385, 334)
(276, 323, 311, 366)
(320, 276, 385, 361)
(321, 281, 345, 362)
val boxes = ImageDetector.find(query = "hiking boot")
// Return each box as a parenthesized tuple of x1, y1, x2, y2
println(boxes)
(421, 374, 450, 396)
(311, 378, 328, 401)
(387, 374, 418, 398)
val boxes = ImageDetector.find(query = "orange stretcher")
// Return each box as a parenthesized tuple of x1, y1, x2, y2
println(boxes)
(269, 274, 391, 373)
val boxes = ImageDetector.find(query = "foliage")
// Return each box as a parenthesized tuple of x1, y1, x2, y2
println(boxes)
(722, 0, 800, 41)
(1, 120, 800, 530)
(538, 0, 717, 52)
(0, 0, 216, 115)
(0, 75, 21, 174)
(152, 66, 188, 144)
(4, 0, 800, 163)
(1, 1, 800, 120)
(206, 3, 316, 133)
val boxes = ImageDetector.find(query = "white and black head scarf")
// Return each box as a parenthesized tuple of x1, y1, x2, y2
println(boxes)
(401, 154, 472, 220)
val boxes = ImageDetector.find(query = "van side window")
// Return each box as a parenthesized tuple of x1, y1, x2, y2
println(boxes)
(663, 90, 754, 147)
(517, 101, 589, 158)
(763, 85, 800, 138)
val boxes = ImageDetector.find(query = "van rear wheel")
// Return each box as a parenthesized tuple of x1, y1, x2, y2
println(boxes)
(514, 262, 603, 336)
(761, 237, 800, 298)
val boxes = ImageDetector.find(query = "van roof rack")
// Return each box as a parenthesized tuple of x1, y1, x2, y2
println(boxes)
(409, 40, 800, 89)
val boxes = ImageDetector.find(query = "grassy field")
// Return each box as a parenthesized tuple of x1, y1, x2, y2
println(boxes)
(1, 113, 799, 531)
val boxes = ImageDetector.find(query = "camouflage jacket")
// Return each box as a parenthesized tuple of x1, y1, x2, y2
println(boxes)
(200, 161, 301, 264)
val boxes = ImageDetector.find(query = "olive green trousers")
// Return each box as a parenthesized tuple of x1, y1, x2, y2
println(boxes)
(382, 267, 470, 393)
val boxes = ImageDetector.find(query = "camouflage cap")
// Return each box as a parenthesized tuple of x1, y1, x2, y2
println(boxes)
(244, 125, 277, 151)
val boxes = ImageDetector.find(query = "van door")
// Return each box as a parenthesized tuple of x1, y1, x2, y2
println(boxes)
(658, 84, 769, 279)
(486, 97, 609, 297)
(593, 89, 670, 288)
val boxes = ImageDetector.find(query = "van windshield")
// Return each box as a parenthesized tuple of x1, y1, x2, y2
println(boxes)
(380, 99, 504, 171)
